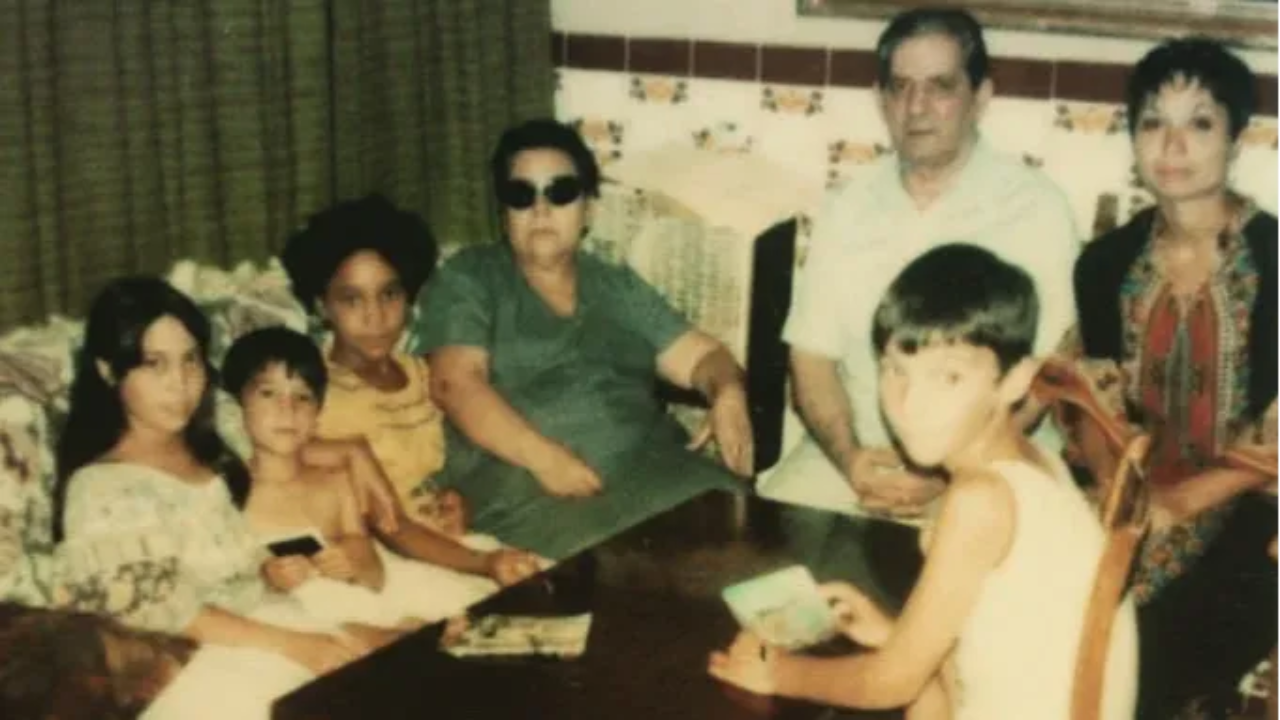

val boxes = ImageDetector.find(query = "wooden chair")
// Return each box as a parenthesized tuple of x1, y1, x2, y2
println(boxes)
(1033, 357, 1278, 719)
(1069, 434, 1150, 720)
(1031, 358, 1151, 720)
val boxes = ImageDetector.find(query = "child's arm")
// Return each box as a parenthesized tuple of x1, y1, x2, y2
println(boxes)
(310, 466, 387, 590)
(316, 535, 385, 591)
(301, 437, 399, 534)
(710, 472, 1014, 710)
(373, 513, 523, 581)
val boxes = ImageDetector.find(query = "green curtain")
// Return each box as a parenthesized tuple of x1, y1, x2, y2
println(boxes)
(330, 0, 553, 248)
(0, 1, 332, 328)
(0, 0, 552, 331)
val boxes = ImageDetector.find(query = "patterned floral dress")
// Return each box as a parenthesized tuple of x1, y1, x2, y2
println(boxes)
(1078, 201, 1275, 603)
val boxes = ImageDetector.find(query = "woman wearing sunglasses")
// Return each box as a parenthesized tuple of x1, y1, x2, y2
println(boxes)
(413, 118, 752, 560)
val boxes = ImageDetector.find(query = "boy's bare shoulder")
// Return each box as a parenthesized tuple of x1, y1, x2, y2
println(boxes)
(941, 469, 1015, 526)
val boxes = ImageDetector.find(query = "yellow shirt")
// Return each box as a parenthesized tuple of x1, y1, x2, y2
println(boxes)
(315, 352, 445, 505)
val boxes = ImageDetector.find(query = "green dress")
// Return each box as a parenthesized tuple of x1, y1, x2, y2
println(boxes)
(412, 245, 739, 559)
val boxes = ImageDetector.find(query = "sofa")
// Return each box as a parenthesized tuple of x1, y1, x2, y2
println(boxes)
(0, 181, 796, 716)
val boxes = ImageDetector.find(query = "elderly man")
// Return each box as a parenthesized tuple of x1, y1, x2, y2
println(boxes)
(760, 7, 1079, 516)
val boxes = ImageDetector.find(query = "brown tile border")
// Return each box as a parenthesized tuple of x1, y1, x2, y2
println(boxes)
(828, 49, 878, 88)
(629, 38, 691, 76)
(1054, 61, 1131, 105)
(761, 46, 828, 87)
(551, 32, 1279, 113)
(693, 41, 759, 81)
(565, 33, 626, 72)
(989, 57, 1053, 100)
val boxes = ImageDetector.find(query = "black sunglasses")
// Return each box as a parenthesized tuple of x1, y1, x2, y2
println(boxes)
(499, 175, 584, 210)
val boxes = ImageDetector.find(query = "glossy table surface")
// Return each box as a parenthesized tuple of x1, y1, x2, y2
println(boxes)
(274, 490, 924, 720)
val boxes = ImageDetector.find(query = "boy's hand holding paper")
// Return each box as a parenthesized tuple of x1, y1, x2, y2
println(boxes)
(721, 565, 840, 651)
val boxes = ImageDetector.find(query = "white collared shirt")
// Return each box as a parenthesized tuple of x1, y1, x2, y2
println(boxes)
(783, 140, 1080, 448)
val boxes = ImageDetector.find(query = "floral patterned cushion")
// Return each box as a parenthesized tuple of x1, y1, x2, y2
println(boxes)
(0, 396, 59, 607)
(0, 259, 311, 610)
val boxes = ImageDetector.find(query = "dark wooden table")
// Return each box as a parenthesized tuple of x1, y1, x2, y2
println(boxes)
(274, 490, 924, 720)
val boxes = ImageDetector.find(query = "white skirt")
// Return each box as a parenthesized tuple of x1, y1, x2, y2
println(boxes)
(142, 534, 511, 720)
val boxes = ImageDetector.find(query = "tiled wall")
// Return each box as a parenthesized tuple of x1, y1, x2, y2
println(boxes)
(552, 31, 1279, 236)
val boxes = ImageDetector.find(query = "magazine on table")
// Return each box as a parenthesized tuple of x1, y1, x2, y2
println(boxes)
(441, 614, 593, 659)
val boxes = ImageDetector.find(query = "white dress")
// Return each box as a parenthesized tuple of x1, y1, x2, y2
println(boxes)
(57, 463, 352, 720)
(949, 459, 1138, 720)
(260, 526, 506, 628)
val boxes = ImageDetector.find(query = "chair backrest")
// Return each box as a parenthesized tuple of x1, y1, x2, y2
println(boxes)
(1029, 358, 1150, 720)
(1070, 435, 1150, 720)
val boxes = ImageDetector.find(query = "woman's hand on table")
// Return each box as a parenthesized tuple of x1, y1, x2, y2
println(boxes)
(528, 442, 603, 498)
(688, 384, 755, 477)
(707, 630, 779, 695)
(483, 548, 544, 586)
(262, 555, 315, 592)
(819, 582, 893, 648)
(847, 447, 945, 516)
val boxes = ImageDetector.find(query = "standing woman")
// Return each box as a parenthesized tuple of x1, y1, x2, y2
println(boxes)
(53, 277, 371, 720)
(1071, 38, 1276, 719)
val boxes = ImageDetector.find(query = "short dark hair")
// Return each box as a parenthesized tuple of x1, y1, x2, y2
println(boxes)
(280, 193, 438, 313)
(876, 7, 989, 89)
(222, 326, 328, 405)
(1126, 37, 1255, 140)
(489, 119, 601, 202)
(872, 244, 1038, 373)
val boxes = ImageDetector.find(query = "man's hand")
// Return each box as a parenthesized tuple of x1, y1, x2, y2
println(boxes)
(262, 556, 314, 592)
(847, 447, 945, 516)
(482, 548, 544, 586)
(528, 442, 603, 498)
(688, 384, 755, 477)
(313, 546, 358, 583)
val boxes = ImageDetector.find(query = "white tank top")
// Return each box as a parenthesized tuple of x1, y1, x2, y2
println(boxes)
(950, 459, 1139, 720)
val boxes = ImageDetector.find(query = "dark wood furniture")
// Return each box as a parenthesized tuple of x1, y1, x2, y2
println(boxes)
(274, 490, 923, 720)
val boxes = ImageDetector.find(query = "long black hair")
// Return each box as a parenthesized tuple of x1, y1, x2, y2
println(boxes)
(53, 276, 251, 541)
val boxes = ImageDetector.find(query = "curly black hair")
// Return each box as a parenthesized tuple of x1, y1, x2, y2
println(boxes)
(279, 193, 438, 314)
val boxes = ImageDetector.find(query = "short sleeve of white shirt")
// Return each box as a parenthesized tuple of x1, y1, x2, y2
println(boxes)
(782, 163, 890, 359)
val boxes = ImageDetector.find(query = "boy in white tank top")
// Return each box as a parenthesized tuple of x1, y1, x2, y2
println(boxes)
(709, 244, 1138, 718)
